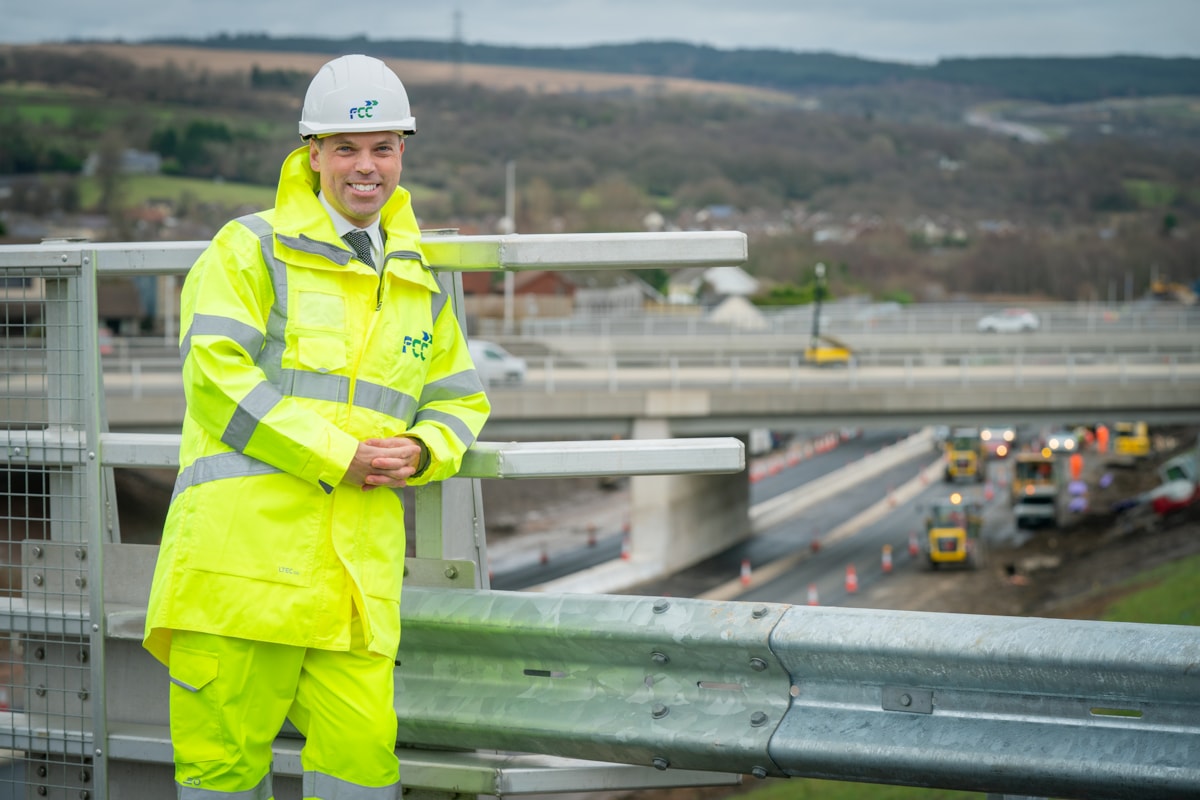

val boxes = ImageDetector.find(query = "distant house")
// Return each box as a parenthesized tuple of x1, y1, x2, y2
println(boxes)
(82, 149, 162, 177)
(667, 266, 760, 306)
(461, 269, 578, 322)
(707, 295, 768, 331)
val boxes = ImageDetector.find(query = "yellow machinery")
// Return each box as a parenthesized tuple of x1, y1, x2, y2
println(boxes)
(804, 261, 853, 367)
(923, 493, 984, 569)
(944, 427, 986, 483)
(804, 334, 853, 367)
(1011, 449, 1062, 528)
(1111, 421, 1151, 466)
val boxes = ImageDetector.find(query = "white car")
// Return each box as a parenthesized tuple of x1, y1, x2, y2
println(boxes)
(467, 339, 527, 385)
(977, 308, 1040, 333)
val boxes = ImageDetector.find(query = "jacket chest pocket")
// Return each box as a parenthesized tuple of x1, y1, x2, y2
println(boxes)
(294, 290, 350, 373)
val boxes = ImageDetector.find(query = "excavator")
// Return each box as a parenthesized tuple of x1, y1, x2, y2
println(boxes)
(1149, 279, 1198, 306)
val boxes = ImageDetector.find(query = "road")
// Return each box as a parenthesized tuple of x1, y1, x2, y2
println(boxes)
(488, 428, 926, 591)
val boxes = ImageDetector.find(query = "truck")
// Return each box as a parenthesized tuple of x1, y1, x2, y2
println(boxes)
(944, 427, 986, 483)
(922, 493, 985, 570)
(1011, 449, 1063, 529)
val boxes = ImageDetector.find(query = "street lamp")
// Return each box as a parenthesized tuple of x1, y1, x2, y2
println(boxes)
(810, 262, 826, 350)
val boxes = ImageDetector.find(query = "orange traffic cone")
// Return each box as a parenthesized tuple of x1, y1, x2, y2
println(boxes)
(845, 564, 859, 593)
(881, 545, 893, 574)
(539, 543, 549, 565)
(740, 558, 752, 587)
(620, 533, 632, 561)
(908, 530, 920, 557)
(807, 583, 819, 606)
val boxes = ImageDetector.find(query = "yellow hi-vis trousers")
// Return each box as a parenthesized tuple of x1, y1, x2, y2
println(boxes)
(167, 619, 400, 799)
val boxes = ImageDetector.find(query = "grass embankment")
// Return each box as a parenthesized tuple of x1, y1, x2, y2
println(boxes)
(1101, 550, 1200, 625)
(78, 174, 276, 210)
(737, 552, 1200, 800)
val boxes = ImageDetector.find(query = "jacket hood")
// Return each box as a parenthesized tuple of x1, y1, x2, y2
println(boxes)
(274, 146, 421, 253)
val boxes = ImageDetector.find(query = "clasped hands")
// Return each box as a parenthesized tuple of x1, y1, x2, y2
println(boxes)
(345, 436, 426, 490)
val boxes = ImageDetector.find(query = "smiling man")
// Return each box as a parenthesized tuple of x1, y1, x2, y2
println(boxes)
(143, 55, 490, 799)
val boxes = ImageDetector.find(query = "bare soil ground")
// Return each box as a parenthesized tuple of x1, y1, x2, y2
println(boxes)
(865, 428, 1200, 620)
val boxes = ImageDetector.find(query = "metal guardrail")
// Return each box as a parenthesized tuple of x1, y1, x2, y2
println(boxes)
(387, 589, 1200, 799)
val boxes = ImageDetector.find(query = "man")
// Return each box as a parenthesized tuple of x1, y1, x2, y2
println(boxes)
(143, 54, 490, 799)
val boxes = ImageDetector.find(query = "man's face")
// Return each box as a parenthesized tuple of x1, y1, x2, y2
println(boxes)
(309, 131, 405, 227)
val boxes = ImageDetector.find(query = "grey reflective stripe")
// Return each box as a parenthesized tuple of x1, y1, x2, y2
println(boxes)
(419, 371, 486, 407)
(248, 218, 290, 387)
(172, 451, 283, 501)
(179, 770, 271, 800)
(413, 408, 478, 450)
(279, 232, 354, 265)
(169, 677, 201, 692)
(383, 248, 423, 269)
(303, 771, 399, 800)
(181, 313, 265, 363)
(430, 287, 449, 323)
(354, 380, 418, 426)
(221, 383, 284, 452)
(282, 368, 352, 404)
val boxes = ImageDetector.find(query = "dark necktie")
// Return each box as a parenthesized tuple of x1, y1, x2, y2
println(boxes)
(343, 230, 376, 269)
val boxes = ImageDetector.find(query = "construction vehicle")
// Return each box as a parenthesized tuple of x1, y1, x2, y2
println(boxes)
(1149, 445, 1200, 516)
(1115, 436, 1199, 534)
(1109, 420, 1151, 466)
(804, 333, 854, 366)
(944, 427, 987, 483)
(980, 424, 1018, 459)
(1149, 279, 1197, 305)
(922, 492, 985, 570)
(1011, 448, 1063, 529)
(803, 261, 853, 367)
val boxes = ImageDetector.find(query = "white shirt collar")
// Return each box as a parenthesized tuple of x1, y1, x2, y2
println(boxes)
(318, 191, 383, 268)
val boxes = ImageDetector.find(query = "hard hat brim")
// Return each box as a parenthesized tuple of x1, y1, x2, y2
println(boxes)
(299, 119, 417, 138)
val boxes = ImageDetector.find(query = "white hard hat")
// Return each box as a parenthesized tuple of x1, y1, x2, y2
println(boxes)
(299, 54, 417, 138)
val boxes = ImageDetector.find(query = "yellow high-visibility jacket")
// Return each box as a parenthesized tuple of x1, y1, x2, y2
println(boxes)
(144, 147, 490, 665)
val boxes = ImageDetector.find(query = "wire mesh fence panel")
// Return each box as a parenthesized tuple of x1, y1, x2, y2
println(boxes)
(2, 259, 101, 800)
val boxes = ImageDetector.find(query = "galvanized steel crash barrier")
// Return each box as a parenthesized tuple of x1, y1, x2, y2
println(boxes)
(0, 234, 1198, 799)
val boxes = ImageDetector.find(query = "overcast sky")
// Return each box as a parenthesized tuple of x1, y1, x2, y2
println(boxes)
(6, 0, 1199, 64)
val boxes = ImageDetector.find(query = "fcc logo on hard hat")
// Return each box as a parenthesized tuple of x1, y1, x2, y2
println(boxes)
(350, 99, 379, 120)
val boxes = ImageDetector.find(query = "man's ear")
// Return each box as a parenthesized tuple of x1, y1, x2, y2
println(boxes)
(308, 138, 322, 172)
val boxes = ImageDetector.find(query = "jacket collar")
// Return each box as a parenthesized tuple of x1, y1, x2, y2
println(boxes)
(272, 147, 433, 287)
(274, 147, 424, 253)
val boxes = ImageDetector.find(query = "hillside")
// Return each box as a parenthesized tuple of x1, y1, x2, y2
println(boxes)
(1, 41, 1198, 304)
(149, 34, 1200, 103)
